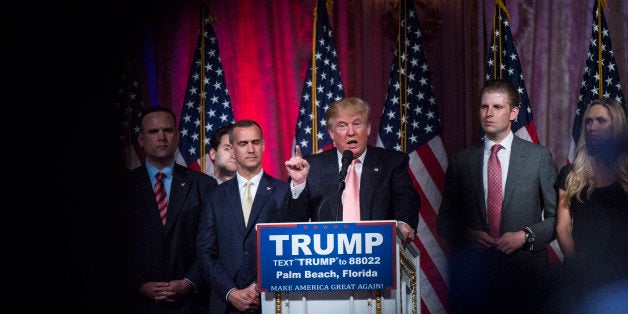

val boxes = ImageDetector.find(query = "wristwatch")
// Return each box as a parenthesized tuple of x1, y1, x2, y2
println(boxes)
(523, 227, 536, 243)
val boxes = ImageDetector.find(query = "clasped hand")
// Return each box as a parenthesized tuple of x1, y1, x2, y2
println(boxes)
(466, 227, 526, 255)
(228, 282, 260, 312)
(140, 279, 191, 303)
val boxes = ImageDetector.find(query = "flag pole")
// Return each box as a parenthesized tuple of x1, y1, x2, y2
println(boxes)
(311, 4, 318, 153)
(198, 4, 207, 172)
(596, 0, 603, 98)
(397, 0, 407, 153)
(492, 2, 498, 79)
(123, 61, 134, 169)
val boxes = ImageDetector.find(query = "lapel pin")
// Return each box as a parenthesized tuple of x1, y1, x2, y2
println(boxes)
(266, 187, 272, 191)
(181, 182, 186, 187)
(374, 168, 379, 172)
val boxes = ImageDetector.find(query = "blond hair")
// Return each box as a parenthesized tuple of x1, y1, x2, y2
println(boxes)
(564, 98, 628, 206)
(325, 97, 371, 130)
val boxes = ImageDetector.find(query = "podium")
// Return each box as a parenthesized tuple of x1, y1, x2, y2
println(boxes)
(257, 221, 420, 314)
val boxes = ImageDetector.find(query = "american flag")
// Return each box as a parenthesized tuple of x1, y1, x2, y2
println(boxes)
(568, 0, 625, 162)
(293, 0, 344, 156)
(376, 0, 449, 312)
(485, 0, 565, 265)
(484, 0, 539, 144)
(176, 9, 235, 175)
(112, 61, 145, 174)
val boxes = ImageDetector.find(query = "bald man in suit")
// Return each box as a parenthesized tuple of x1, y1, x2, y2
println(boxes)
(118, 106, 216, 313)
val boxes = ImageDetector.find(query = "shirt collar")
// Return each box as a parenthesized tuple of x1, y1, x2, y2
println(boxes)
(237, 170, 264, 188)
(336, 148, 367, 165)
(484, 131, 514, 152)
(146, 162, 174, 179)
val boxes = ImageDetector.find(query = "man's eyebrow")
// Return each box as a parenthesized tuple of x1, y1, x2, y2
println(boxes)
(237, 139, 261, 144)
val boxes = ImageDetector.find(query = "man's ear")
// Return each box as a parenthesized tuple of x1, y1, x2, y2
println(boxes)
(510, 106, 519, 121)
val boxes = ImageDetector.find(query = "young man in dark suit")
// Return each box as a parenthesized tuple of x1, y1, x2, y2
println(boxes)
(208, 123, 237, 184)
(436, 79, 558, 313)
(118, 106, 216, 313)
(197, 120, 290, 314)
(283, 97, 419, 243)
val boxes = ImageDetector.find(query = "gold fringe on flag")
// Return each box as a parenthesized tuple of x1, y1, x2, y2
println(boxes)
(326, 0, 334, 20)
(203, 0, 216, 25)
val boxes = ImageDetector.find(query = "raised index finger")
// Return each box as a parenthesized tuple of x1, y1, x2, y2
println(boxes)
(295, 145, 302, 158)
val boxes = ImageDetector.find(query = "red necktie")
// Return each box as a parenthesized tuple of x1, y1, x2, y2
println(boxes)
(342, 159, 361, 221)
(487, 144, 503, 238)
(154, 172, 168, 227)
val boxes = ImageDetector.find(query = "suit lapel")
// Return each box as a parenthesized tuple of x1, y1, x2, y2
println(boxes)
(360, 149, 379, 220)
(322, 151, 340, 180)
(502, 137, 526, 210)
(467, 145, 487, 221)
(165, 166, 192, 233)
(246, 174, 275, 231)
(225, 179, 248, 234)
(320, 151, 342, 219)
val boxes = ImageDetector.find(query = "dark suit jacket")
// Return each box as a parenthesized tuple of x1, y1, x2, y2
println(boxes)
(197, 172, 289, 314)
(119, 164, 216, 313)
(284, 146, 419, 228)
(436, 135, 557, 311)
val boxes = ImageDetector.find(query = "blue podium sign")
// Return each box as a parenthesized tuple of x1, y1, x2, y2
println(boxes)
(256, 220, 396, 292)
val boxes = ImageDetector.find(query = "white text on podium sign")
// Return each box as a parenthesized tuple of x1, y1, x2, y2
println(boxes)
(256, 221, 396, 292)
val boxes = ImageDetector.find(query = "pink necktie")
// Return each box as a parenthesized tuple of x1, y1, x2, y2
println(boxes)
(487, 144, 503, 238)
(154, 172, 168, 227)
(342, 159, 361, 221)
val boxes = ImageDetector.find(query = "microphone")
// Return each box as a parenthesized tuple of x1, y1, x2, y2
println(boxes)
(335, 150, 353, 220)
(338, 150, 353, 190)
(317, 150, 354, 222)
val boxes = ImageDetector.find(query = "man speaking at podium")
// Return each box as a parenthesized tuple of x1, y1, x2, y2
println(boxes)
(284, 97, 419, 243)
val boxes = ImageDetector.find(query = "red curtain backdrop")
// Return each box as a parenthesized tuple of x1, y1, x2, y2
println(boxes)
(117, 0, 627, 179)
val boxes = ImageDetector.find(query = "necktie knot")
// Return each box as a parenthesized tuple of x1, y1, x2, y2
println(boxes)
(491, 144, 503, 155)
(244, 181, 253, 196)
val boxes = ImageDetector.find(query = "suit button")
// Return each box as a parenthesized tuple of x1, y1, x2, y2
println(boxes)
(244, 250, 249, 255)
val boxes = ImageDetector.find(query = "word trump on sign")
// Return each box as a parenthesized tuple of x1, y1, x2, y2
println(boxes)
(268, 233, 384, 256)
(256, 221, 396, 292)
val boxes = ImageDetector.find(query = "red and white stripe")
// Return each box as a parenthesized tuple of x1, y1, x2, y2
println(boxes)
(405, 136, 451, 314)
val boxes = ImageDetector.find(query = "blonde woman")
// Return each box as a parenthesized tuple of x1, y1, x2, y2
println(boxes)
(555, 97, 628, 292)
